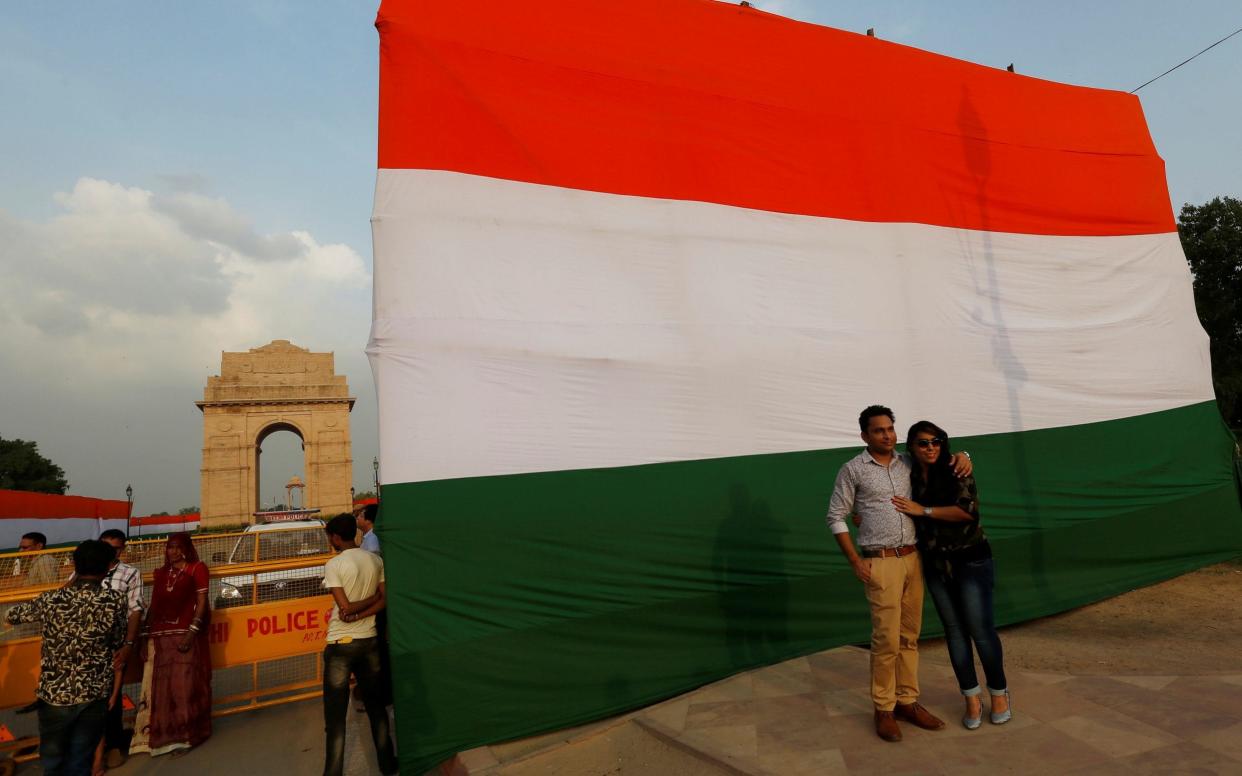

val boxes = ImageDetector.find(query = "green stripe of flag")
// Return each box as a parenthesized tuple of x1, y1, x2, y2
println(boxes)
(382, 400, 1242, 771)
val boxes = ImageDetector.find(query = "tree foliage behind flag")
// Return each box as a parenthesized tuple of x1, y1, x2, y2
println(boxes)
(1180, 196, 1242, 430)
(0, 436, 68, 494)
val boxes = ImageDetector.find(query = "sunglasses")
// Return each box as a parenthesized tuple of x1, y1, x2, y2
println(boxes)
(913, 438, 944, 449)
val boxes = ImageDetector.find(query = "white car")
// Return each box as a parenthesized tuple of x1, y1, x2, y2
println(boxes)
(213, 520, 331, 608)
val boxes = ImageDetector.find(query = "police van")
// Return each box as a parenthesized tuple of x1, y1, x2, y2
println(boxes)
(214, 512, 330, 608)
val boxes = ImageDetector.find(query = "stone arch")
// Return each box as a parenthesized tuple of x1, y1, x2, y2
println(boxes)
(255, 419, 309, 445)
(254, 420, 308, 511)
(198, 341, 355, 529)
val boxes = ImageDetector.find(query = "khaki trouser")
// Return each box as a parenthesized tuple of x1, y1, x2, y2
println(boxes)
(863, 551, 924, 710)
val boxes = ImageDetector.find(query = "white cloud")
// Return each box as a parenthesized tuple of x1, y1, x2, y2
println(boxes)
(0, 177, 377, 513)
(153, 190, 303, 261)
(0, 177, 371, 386)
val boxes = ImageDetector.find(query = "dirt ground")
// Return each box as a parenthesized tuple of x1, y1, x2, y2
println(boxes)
(924, 557, 1242, 676)
(489, 558, 1242, 775)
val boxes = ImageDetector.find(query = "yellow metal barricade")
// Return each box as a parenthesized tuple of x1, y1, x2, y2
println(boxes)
(0, 526, 349, 764)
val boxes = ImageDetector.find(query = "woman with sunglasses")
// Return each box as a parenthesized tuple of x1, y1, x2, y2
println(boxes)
(891, 421, 1010, 730)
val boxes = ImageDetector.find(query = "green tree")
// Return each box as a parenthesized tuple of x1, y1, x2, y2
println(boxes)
(177, 506, 199, 515)
(0, 437, 69, 494)
(1179, 197, 1242, 430)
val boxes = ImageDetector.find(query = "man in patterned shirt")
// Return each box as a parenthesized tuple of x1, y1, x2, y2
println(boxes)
(827, 405, 970, 742)
(6, 540, 127, 775)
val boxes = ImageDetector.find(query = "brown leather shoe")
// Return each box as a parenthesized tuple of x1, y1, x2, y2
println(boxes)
(894, 701, 946, 730)
(874, 709, 902, 742)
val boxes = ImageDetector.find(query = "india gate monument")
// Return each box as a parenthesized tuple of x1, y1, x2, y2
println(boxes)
(197, 340, 355, 529)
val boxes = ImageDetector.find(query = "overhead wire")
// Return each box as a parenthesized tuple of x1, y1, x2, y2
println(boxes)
(1130, 25, 1242, 93)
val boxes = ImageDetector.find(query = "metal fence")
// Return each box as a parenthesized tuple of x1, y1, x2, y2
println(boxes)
(0, 525, 340, 766)
(1, 526, 332, 612)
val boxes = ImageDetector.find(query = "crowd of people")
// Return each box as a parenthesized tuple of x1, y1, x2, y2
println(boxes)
(6, 529, 216, 775)
(5, 502, 396, 776)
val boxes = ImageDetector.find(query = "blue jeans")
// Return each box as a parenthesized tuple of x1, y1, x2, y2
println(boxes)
(38, 698, 107, 776)
(924, 556, 1007, 694)
(322, 637, 397, 776)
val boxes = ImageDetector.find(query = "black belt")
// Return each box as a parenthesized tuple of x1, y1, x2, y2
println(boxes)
(861, 544, 918, 559)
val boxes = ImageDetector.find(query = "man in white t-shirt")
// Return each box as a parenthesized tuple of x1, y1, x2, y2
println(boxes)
(320, 513, 397, 776)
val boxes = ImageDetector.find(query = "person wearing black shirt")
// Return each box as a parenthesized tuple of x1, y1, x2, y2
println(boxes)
(891, 421, 1011, 730)
(6, 540, 127, 775)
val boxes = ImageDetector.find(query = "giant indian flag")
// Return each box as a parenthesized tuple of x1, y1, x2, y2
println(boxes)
(367, 0, 1242, 769)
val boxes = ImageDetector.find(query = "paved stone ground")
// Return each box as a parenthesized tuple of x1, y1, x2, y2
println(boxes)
(14, 699, 385, 776)
(13, 644, 1242, 776)
(458, 645, 1242, 776)
(620, 645, 1242, 776)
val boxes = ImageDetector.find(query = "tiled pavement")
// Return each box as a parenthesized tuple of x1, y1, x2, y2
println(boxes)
(55, 643, 1242, 775)
(24, 698, 384, 776)
(465, 645, 1242, 775)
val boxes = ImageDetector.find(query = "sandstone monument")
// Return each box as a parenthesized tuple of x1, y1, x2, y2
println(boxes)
(197, 340, 355, 529)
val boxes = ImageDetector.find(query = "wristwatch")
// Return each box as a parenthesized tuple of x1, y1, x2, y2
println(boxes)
(923, 506, 933, 517)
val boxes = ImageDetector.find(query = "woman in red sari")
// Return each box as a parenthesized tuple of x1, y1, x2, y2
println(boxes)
(130, 533, 212, 757)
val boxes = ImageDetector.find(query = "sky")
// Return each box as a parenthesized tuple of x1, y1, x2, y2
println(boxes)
(0, 1, 1238, 515)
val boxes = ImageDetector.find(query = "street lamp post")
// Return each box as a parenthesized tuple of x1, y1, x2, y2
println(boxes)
(373, 456, 380, 503)
(125, 484, 134, 539)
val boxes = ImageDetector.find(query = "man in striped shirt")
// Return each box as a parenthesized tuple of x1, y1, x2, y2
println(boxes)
(96, 529, 144, 769)
(827, 405, 970, 742)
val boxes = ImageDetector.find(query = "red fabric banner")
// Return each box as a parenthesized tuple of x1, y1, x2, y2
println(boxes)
(0, 489, 129, 521)
(377, 0, 1173, 236)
